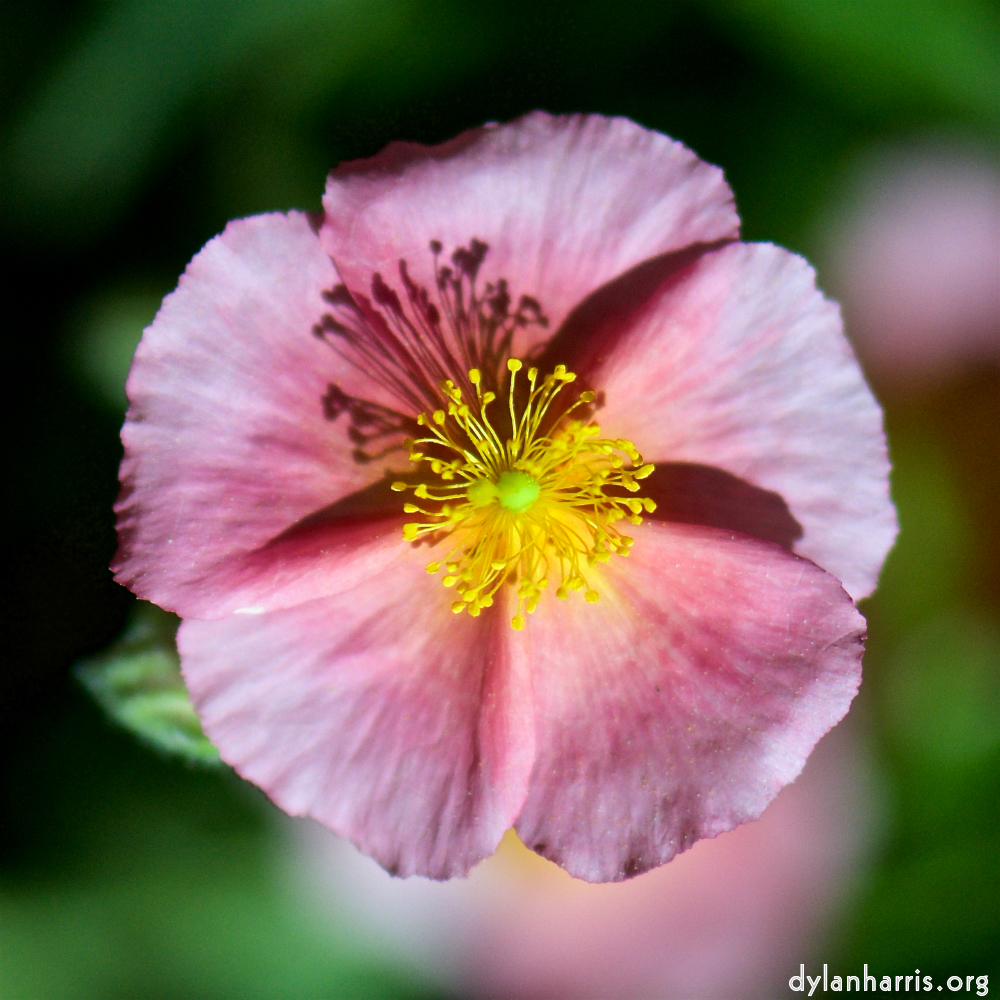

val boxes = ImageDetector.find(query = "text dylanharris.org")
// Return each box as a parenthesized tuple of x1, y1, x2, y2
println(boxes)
(789, 966, 988, 996)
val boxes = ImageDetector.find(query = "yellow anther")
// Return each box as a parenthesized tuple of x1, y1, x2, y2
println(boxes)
(585, 589, 599, 603)
(643, 497, 657, 512)
(511, 615, 525, 631)
(396, 359, 653, 629)
(452, 601, 465, 614)
(390, 481, 407, 492)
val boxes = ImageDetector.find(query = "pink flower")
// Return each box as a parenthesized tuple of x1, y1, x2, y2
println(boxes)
(823, 144, 1000, 392)
(113, 112, 895, 881)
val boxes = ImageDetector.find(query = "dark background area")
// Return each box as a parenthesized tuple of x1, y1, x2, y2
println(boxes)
(3, 1, 998, 996)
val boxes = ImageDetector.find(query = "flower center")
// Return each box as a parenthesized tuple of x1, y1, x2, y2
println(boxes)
(496, 470, 541, 512)
(392, 358, 656, 629)
(469, 471, 541, 513)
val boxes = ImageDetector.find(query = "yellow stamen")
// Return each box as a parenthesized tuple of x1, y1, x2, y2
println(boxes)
(394, 361, 654, 628)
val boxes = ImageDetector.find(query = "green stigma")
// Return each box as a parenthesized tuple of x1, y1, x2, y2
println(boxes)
(466, 471, 540, 512)
(495, 470, 540, 513)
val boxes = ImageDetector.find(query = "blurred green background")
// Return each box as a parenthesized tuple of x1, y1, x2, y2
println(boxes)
(2, 1, 998, 997)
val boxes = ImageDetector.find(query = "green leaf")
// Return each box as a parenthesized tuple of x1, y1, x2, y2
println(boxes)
(76, 602, 221, 766)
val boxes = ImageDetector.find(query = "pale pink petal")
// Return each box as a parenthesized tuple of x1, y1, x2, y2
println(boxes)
(178, 539, 533, 880)
(114, 211, 406, 620)
(320, 112, 739, 351)
(513, 519, 864, 883)
(587, 242, 895, 600)
(825, 147, 1000, 386)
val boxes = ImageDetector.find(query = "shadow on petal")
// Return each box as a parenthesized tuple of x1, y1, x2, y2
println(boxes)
(194, 478, 414, 618)
(643, 462, 803, 551)
(268, 473, 413, 541)
(535, 240, 733, 380)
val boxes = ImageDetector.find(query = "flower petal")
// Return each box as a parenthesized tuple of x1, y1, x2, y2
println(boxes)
(513, 519, 864, 883)
(114, 211, 405, 619)
(195, 507, 409, 619)
(586, 242, 896, 600)
(178, 540, 533, 880)
(320, 112, 739, 350)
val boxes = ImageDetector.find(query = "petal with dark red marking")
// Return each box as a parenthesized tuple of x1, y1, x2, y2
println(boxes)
(320, 111, 739, 357)
(114, 212, 405, 620)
